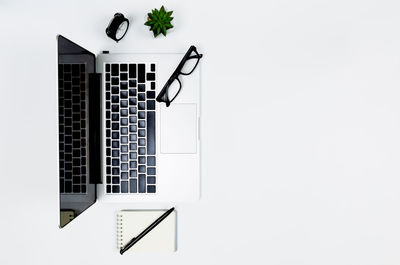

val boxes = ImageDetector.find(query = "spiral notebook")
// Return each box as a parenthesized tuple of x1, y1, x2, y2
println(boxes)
(117, 210, 177, 253)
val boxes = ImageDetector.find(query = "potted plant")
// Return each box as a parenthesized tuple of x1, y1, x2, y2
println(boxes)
(144, 6, 174, 37)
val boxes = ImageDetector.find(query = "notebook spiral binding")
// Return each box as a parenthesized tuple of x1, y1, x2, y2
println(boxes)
(117, 214, 124, 249)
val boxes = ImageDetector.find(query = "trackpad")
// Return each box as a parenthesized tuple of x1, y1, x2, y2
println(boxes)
(161, 104, 197, 154)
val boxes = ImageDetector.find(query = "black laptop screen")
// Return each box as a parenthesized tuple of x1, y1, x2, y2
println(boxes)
(57, 35, 96, 228)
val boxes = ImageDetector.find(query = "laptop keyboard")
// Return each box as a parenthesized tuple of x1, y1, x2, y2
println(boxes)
(58, 63, 88, 194)
(104, 63, 156, 194)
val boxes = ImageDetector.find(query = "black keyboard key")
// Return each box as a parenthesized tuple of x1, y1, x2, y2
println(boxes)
(65, 181, 72, 193)
(129, 80, 137, 87)
(138, 93, 145, 101)
(139, 147, 146, 155)
(121, 73, 128, 81)
(147, 156, 156, 166)
(112, 123, 119, 130)
(147, 72, 155, 81)
(138, 156, 146, 164)
(147, 185, 156, 193)
(147, 91, 155, 99)
(129, 98, 137, 106)
(151, 82, 155, 90)
(73, 175, 80, 183)
(130, 116, 137, 123)
(112, 104, 119, 112)
(151, 64, 155, 72)
(121, 100, 128, 108)
(121, 91, 128, 99)
(138, 129, 145, 137)
(65, 171, 72, 179)
(106, 64, 110, 72)
(120, 82, 128, 90)
(147, 176, 156, 184)
(130, 134, 137, 142)
(121, 118, 128, 126)
(111, 77, 119, 85)
(121, 136, 128, 144)
(138, 174, 146, 193)
(112, 95, 119, 103)
(147, 100, 155, 110)
(147, 112, 156, 155)
(138, 64, 145, 83)
(121, 181, 128, 193)
(130, 170, 137, 177)
(130, 179, 137, 193)
(112, 86, 119, 94)
(112, 132, 119, 139)
(138, 111, 145, 119)
(138, 138, 145, 146)
(138, 102, 145, 110)
(121, 109, 128, 116)
(130, 160, 137, 168)
(138, 165, 146, 173)
(129, 89, 137, 97)
(112, 149, 119, 157)
(112, 185, 120, 193)
(121, 172, 128, 179)
(120, 64, 128, 72)
(106, 185, 111, 193)
(147, 167, 156, 175)
(111, 64, 119, 76)
(138, 84, 145, 92)
(112, 167, 119, 175)
(129, 64, 136, 78)
(121, 145, 128, 152)
(129, 107, 137, 114)
(112, 177, 119, 184)
(112, 114, 119, 121)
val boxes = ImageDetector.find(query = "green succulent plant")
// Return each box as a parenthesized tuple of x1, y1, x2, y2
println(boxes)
(145, 6, 174, 37)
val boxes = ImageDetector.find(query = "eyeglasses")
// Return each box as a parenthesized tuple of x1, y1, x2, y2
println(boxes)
(156, 45, 203, 107)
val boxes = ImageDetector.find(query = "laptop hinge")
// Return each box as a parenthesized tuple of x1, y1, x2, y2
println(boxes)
(89, 73, 102, 184)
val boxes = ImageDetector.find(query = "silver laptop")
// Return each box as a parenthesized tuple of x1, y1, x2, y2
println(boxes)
(57, 35, 200, 227)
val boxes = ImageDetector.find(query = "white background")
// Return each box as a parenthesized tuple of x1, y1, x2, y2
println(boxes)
(1, 0, 400, 264)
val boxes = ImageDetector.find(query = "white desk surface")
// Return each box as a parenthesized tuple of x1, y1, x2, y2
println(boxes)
(2, 0, 400, 264)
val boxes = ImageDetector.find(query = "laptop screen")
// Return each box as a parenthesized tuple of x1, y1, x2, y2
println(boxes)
(57, 35, 96, 228)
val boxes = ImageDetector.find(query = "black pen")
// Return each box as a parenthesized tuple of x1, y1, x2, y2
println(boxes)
(120, 207, 175, 255)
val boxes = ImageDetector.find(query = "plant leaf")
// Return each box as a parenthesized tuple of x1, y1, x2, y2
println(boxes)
(162, 26, 167, 36)
(167, 11, 173, 17)
(160, 5, 166, 16)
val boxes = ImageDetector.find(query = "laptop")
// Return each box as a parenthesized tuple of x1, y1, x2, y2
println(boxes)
(57, 35, 200, 228)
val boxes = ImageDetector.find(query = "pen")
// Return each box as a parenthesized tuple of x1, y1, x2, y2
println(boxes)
(120, 207, 175, 255)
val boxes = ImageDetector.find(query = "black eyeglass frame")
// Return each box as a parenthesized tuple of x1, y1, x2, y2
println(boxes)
(156, 45, 203, 107)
